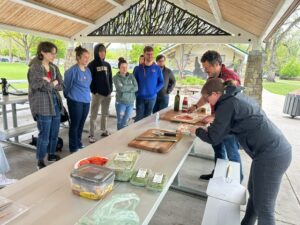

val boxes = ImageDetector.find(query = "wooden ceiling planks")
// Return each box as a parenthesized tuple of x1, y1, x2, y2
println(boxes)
(36, 0, 115, 21)
(187, 0, 212, 14)
(187, 0, 282, 36)
(0, 0, 87, 37)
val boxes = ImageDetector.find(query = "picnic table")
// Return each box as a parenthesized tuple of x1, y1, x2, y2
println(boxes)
(0, 106, 241, 225)
(0, 95, 36, 149)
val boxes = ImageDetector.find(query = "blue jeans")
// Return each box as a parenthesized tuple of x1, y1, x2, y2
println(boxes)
(115, 102, 133, 130)
(67, 98, 90, 152)
(213, 134, 243, 181)
(153, 95, 169, 113)
(135, 98, 156, 122)
(36, 94, 60, 161)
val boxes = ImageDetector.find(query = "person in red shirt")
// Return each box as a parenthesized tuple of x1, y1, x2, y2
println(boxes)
(188, 50, 243, 181)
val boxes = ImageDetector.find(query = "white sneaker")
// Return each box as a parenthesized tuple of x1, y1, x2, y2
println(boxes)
(0, 175, 17, 188)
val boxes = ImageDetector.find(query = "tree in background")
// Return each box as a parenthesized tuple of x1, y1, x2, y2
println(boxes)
(0, 31, 67, 64)
(0, 31, 39, 63)
(264, 8, 300, 82)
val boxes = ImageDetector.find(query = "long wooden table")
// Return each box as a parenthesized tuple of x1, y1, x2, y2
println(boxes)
(0, 109, 196, 225)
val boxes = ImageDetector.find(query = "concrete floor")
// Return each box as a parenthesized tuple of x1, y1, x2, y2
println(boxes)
(1, 90, 300, 225)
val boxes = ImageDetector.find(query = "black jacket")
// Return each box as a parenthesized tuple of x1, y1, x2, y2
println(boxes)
(88, 44, 113, 96)
(196, 86, 291, 160)
(157, 66, 176, 97)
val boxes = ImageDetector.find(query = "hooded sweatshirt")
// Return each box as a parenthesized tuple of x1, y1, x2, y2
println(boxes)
(196, 85, 291, 160)
(113, 72, 138, 104)
(88, 44, 113, 96)
(134, 63, 164, 100)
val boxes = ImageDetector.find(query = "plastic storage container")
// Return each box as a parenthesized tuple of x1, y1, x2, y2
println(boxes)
(106, 151, 139, 182)
(70, 164, 115, 200)
(130, 168, 150, 187)
(146, 172, 167, 192)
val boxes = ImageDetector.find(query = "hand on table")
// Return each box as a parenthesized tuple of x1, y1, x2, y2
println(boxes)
(189, 125, 207, 135)
(187, 105, 197, 113)
(201, 115, 215, 124)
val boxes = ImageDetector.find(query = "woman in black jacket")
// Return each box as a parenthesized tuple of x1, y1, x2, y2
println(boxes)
(191, 78, 291, 225)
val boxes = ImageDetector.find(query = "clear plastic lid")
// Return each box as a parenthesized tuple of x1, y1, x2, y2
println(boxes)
(106, 151, 139, 171)
(70, 164, 114, 184)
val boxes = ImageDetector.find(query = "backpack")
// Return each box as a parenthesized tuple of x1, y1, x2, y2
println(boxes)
(30, 135, 63, 152)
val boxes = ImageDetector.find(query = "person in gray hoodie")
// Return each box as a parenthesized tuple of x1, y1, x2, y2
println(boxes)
(113, 57, 138, 130)
(191, 78, 292, 225)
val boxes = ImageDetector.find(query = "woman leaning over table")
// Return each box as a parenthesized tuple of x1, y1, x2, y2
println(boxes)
(64, 46, 92, 152)
(28, 41, 63, 170)
(190, 78, 292, 225)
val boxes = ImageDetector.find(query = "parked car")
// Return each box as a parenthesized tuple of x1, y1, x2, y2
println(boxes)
(0, 58, 9, 62)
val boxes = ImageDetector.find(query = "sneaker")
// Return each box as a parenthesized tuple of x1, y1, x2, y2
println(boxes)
(199, 170, 214, 180)
(101, 130, 111, 137)
(47, 154, 61, 162)
(0, 174, 17, 188)
(89, 135, 96, 143)
(37, 160, 46, 170)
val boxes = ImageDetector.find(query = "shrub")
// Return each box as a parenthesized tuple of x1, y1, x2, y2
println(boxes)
(279, 58, 300, 79)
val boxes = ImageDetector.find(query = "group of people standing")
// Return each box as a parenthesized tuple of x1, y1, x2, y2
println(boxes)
(26, 41, 291, 225)
(27, 42, 175, 169)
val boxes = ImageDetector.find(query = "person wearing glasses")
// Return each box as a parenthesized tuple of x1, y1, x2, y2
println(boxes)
(188, 50, 243, 181)
(27, 41, 63, 169)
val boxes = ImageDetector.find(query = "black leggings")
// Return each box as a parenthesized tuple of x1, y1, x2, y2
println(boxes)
(241, 150, 292, 225)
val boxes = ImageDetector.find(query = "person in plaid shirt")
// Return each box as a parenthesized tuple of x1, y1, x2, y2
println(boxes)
(28, 41, 63, 170)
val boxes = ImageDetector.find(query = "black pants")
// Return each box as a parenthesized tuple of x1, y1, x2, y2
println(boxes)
(241, 150, 292, 225)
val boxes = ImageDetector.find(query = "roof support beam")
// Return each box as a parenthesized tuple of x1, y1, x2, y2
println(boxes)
(105, 0, 124, 9)
(74, 0, 257, 43)
(170, 0, 258, 42)
(0, 23, 71, 41)
(10, 0, 95, 26)
(72, 0, 140, 40)
(207, 0, 222, 25)
(75, 35, 257, 44)
(259, 0, 298, 42)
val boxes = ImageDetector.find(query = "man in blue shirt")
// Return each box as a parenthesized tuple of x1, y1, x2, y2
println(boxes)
(134, 46, 164, 122)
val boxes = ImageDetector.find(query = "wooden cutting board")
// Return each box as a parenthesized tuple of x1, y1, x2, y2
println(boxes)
(128, 129, 183, 153)
(160, 110, 207, 125)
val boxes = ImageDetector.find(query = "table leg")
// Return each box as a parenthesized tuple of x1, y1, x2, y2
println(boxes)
(188, 140, 214, 161)
(2, 105, 8, 130)
(11, 103, 19, 142)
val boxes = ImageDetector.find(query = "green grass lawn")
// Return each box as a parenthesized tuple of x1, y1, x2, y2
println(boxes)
(2, 62, 300, 95)
(263, 79, 300, 96)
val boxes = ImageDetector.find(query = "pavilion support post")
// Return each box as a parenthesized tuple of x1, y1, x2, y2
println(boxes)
(243, 50, 264, 106)
(64, 42, 76, 71)
(82, 43, 95, 61)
